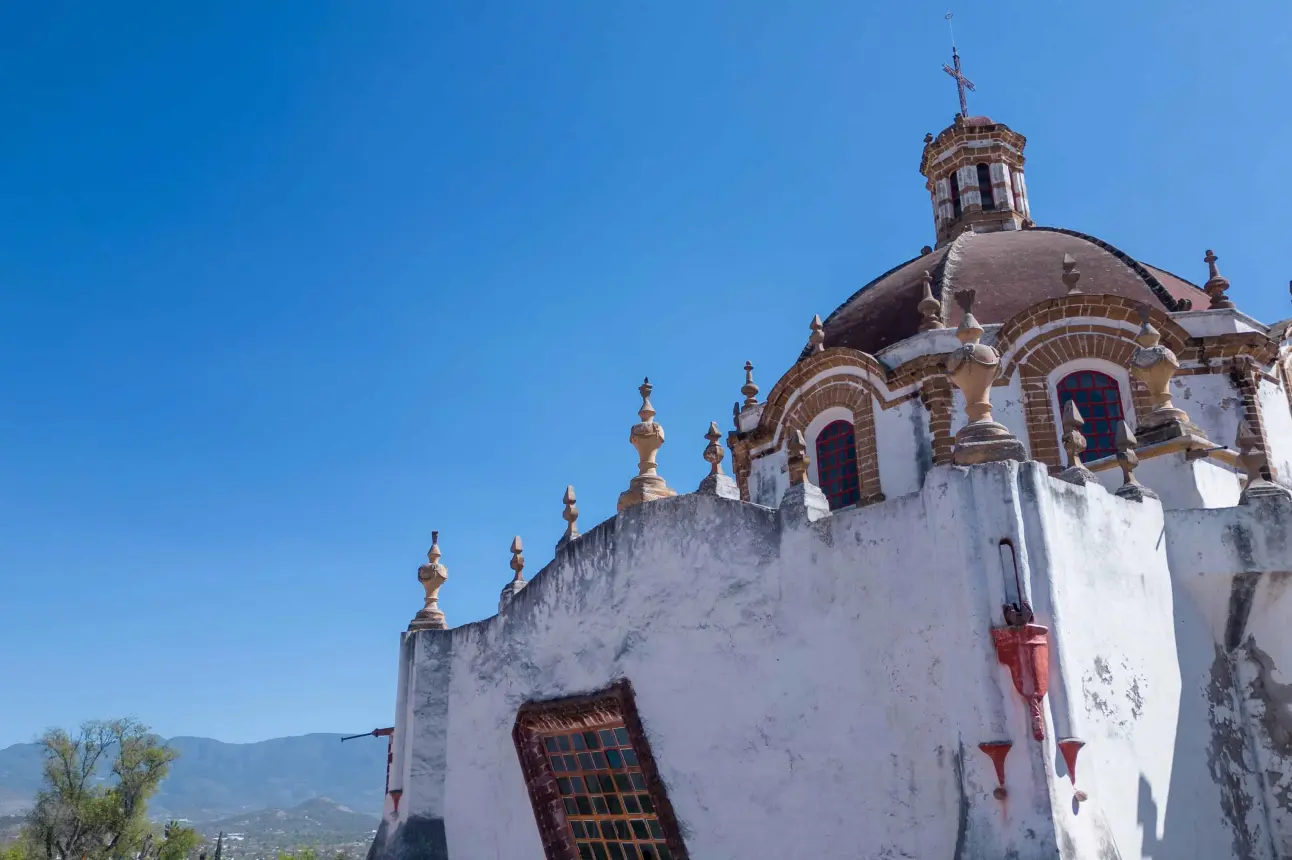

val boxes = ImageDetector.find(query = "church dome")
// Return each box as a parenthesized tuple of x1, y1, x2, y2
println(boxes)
(810, 227, 1209, 357)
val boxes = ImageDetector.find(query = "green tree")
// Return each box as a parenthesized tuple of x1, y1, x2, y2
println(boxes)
(22, 718, 180, 860)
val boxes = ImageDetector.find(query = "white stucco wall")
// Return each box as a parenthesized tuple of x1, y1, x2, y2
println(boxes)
(376, 463, 1281, 860)
(1173, 373, 1242, 448)
(1017, 477, 1191, 859)
(1257, 378, 1292, 484)
(1092, 451, 1243, 510)
(748, 448, 787, 508)
(1165, 498, 1292, 858)
(994, 372, 1029, 457)
(873, 397, 925, 498)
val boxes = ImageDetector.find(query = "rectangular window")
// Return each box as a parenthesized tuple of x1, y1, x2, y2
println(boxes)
(513, 680, 688, 860)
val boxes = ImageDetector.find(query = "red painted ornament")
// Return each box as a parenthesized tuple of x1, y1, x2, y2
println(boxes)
(978, 741, 1012, 799)
(991, 623, 1051, 741)
(1057, 738, 1088, 801)
(389, 788, 403, 817)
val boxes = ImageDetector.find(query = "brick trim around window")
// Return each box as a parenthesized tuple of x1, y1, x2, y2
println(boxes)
(513, 679, 690, 860)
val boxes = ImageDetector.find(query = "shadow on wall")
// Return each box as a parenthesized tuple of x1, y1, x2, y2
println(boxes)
(1139, 774, 1161, 858)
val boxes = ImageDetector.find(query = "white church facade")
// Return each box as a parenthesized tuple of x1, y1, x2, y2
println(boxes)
(365, 107, 1292, 860)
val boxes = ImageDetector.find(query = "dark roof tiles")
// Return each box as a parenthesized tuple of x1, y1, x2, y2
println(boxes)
(810, 227, 1209, 358)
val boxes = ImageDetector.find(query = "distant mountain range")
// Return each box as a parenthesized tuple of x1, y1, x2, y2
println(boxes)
(0, 734, 388, 822)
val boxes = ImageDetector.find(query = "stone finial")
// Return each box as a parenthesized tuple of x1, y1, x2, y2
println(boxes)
(509, 536, 524, 581)
(808, 314, 826, 354)
(1129, 304, 1193, 444)
(917, 270, 944, 331)
(1061, 253, 1082, 295)
(779, 428, 831, 523)
(1236, 421, 1291, 503)
(557, 485, 580, 549)
(1057, 400, 1097, 486)
(945, 289, 1025, 465)
(498, 535, 528, 611)
(703, 422, 725, 477)
(617, 377, 677, 512)
(409, 531, 448, 631)
(787, 429, 810, 486)
(697, 421, 740, 499)
(1114, 423, 1158, 502)
(1203, 249, 1235, 310)
(740, 361, 760, 409)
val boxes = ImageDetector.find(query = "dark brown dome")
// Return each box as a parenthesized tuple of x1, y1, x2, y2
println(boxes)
(808, 227, 1208, 358)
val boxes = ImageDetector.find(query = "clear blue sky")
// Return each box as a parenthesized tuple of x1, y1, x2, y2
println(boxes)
(1, 1, 1288, 748)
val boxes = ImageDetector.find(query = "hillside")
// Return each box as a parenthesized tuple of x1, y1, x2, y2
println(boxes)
(198, 798, 379, 858)
(0, 734, 387, 822)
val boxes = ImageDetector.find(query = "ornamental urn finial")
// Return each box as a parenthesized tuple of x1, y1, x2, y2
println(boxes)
(809, 314, 826, 353)
(740, 361, 760, 409)
(917, 270, 944, 331)
(1203, 249, 1235, 310)
(1129, 304, 1193, 442)
(1061, 254, 1082, 296)
(617, 377, 677, 511)
(409, 531, 448, 631)
(944, 289, 1025, 465)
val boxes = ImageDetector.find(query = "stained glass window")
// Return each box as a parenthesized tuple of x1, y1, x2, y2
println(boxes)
(815, 419, 860, 510)
(1057, 370, 1125, 462)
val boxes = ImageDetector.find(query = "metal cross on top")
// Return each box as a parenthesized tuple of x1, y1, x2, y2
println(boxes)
(942, 12, 975, 118)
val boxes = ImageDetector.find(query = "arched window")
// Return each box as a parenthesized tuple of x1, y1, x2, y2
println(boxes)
(815, 420, 861, 510)
(976, 163, 995, 211)
(950, 172, 963, 218)
(1056, 370, 1125, 462)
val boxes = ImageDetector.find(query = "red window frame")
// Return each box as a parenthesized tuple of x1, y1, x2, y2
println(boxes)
(1056, 370, 1125, 462)
(815, 419, 861, 510)
(513, 680, 689, 860)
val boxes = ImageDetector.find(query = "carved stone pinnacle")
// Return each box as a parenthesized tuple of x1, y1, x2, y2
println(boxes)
(809, 314, 826, 353)
(509, 535, 525, 582)
(1203, 249, 1235, 310)
(917, 270, 944, 331)
(1115, 423, 1157, 502)
(740, 361, 760, 408)
(1061, 253, 1082, 295)
(557, 485, 580, 549)
(787, 429, 810, 486)
(1057, 400, 1097, 486)
(703, 421, 725, 477)
(1236, 421, 1291, 503)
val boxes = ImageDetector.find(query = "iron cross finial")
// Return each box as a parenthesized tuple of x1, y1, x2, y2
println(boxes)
(942, 12, 976, 118)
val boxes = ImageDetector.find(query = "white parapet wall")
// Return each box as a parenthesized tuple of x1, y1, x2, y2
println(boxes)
(373, 464, 1287, 860)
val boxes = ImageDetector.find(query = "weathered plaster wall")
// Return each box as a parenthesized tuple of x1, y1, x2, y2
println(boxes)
(1017, 477, 1227, 859)
(873, 395, 924, 498)
(994, 372, 1030, 457)
(1173, 373, 1242, 447)
(1091, 452, 1243, 510)
(375, 464, 1276, 860)
(1166, 498, 1292, 859)
(1257, 378, 1292, 485)
(747, 447, 787, 508)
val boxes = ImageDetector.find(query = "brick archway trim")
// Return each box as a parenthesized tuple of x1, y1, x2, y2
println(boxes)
(994, 295, 1192, 371)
